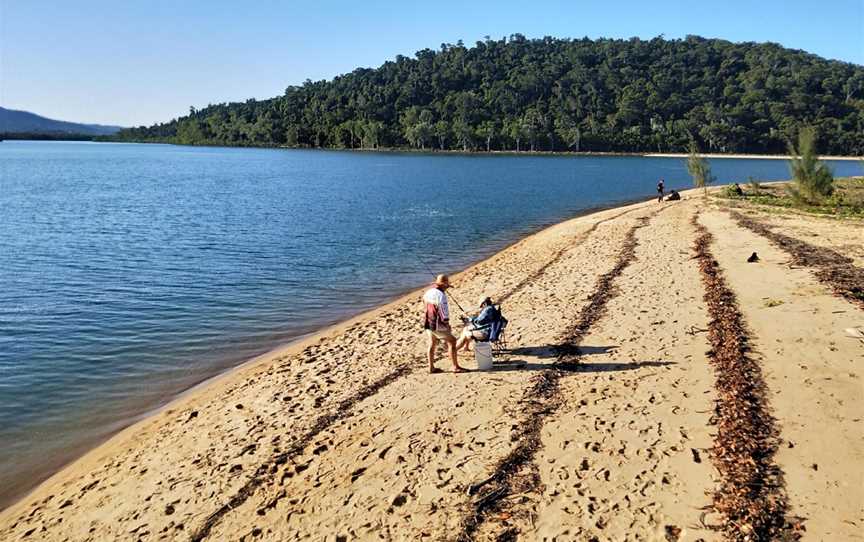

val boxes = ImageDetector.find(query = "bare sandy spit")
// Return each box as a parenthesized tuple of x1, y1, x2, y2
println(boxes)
(307, 147, 864, 161)
(1, 190, 861, 541)
(645, 153, 864, 161)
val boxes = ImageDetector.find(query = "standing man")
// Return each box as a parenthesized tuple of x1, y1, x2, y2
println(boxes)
(657, 178, 665, 202)
(423, 274, 466, 373)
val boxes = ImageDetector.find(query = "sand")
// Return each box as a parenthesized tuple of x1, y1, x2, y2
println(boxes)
(1, 189, 861, 541)
(745, 211, 864, 268)
(644, 153, 864, 161)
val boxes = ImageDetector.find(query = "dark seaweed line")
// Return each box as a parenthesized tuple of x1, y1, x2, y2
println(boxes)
(189, 206, 650, 540)
(692, 213, 797, 542)
(728, 210, 864, 308)
(454, 215, 651, 542)
(189, 364, 412, 541)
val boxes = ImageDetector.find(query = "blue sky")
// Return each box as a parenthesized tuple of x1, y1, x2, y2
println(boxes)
(2, 0, 862, 127)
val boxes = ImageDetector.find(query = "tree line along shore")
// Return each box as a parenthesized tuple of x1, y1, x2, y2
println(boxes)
(107, 35, 864, 156)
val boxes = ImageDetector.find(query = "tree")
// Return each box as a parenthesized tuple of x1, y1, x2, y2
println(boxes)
(687, 141, 715, 195)
(414, 121, 433, 150)
(400, 107, 421, 148)
(333, 123, 352, 148)
(347, 119, 360, 148)
(401, 107, 434, 149)
(787, 126, 834, 203)
(434, 121, 449, 150)
(522, 108, 543, 152)
(477, 120, 498, 151)
(452, 119, 474, 151)
(506, 118, 526, 151)
(415, 110, 435, 150)
(555, 115, 582, 151)
(176, 118, 205, 145)
(362, 121, 383, 149)
(284, 125, 299, 146)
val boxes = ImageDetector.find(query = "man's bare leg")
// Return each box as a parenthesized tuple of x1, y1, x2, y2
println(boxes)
(446, 336, 465, 372)
(428, 335, 442, 373)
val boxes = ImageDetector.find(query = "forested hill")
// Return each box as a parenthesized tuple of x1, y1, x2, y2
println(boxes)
(113, 35, 864, 155)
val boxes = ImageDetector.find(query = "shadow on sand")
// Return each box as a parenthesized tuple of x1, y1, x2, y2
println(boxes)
(487, 359, 675, 373)
(465, 344, 676, 373)
(504, 345, 621, 358)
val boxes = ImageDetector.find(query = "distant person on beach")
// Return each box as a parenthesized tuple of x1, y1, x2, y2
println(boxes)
(666, 190, 681, 201)
(423, 274, 466, 373)
(657, 179, 665, 202)
(456, 296, 497, 351)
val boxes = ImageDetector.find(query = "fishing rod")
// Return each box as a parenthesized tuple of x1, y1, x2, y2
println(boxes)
(414, 251, 469, 316)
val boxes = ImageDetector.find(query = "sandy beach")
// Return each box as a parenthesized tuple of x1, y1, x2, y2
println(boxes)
(644, 153, 864, 161)
(1, 188, 862, 541)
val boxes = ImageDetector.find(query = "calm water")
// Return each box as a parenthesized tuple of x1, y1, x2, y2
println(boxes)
(1, 141, 860, 506)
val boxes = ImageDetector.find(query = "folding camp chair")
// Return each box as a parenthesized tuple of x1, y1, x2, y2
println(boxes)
(486, 305, 509, 360)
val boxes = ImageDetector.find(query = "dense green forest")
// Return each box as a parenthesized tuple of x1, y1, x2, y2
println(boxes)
(112, 35, 864, 155)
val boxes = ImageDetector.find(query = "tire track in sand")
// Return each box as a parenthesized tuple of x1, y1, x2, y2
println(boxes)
(188, 365, 412, 541)
(188, 204, 654, 540)
(692, 212, 798, 541)
(454, 213, 655, 542)
(728, 209, 864, 309)
(496, 204, 648, 305)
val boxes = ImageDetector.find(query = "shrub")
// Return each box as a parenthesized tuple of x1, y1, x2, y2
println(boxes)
(687, 141, 715, 195)
(721, 184, 742, 198)
(788, 127, 833, 203)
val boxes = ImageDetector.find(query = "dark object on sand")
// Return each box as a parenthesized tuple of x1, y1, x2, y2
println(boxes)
(732, 183, 744, 196)
(666, 190, 681, 201)
(747, 252, 759, 263)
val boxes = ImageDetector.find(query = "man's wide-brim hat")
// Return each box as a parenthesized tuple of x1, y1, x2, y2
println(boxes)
(434, 274, 450, 287)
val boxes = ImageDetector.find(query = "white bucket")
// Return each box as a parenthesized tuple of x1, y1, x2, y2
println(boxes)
(474, 341, 493, 371)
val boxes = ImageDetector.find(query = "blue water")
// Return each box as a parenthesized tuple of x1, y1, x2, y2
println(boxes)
(1, 140, 860, 505)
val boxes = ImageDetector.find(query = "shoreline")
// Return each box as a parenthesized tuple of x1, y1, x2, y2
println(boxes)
(0, 196, 647, 514)
(2, 189, 860, 540)
(646, 152, 864, 161)
(13, 140, 863, 161)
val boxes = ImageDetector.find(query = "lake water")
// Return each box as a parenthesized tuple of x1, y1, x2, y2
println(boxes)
(1, 140, 860, 507)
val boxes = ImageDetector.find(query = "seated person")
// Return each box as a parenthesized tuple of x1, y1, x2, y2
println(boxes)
(665, 190, 681, 201)
(456, 296, 497, 351)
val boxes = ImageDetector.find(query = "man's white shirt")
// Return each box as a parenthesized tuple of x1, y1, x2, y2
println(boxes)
(423, 288, 449, 320)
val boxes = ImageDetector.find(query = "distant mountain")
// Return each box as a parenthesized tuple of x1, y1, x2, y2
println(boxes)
(0, 107, 124, 136)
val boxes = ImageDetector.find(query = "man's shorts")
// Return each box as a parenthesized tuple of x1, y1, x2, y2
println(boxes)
(426, 328, 456, 341)
(470, 329, 490, 341)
